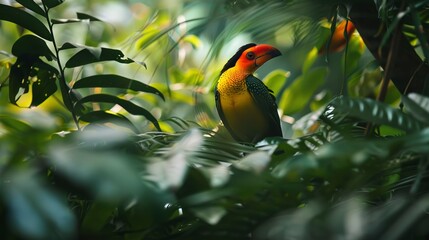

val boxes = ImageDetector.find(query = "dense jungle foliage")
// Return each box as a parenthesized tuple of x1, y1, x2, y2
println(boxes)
(1, 0, 429, 239)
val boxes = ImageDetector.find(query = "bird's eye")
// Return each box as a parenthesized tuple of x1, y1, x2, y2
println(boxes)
(246, 52, 255, 60)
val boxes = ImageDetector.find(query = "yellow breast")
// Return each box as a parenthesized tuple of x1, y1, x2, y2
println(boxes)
(217, 69, 269, 142)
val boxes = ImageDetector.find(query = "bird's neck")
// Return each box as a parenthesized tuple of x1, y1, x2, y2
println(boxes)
(217, 67, 251, 96)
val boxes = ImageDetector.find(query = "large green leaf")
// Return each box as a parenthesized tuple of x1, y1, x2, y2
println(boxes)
(279, 67, 328, 115)
(262, 69, 289, 97)
(15, 0, 45, 16)
(0, 4, 52, 41)
(325, 96, 424, 133)
(61, 43, 133, 68)
(75, 94, 161, 131)
(12, 35, 55, 61)
(73, 74, 164, 100)
(9, 57, 58, 107)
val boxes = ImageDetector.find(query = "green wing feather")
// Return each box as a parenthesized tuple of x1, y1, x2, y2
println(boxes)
(245, 75, 282, 138)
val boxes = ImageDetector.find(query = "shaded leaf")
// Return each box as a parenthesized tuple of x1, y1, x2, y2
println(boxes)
(12, 35, 55, 61)
(49, 146, 143, 201)
(402, 93, 429, 124)
(191, 206, 227, 225)
(16, 0, 45, 16)
(76, 12, 103, 22)
(0, 4, 52, 41)
(51, 12, 103, 25)
(75, 94, 161, 131)
(9, 57, 58, 107)
(2, 171, 76, 239)
(65, 47, 133, 68)
(73, 74, 164, 100)
(81, 201, 116, 233)
(325, 96, 424, 132)
(41, 0, 63, 9)
(78, 111, 139, 133)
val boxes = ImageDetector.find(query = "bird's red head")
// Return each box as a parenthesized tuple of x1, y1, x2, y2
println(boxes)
(220, 43, 282, 75)
(236, 44, 281, 73)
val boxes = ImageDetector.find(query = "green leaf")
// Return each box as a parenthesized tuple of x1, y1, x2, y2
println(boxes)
(78, 111, 139, 132)
(2, 171, 76, 239)
(325, 96, 424, 132)
(81, 201, 116, 233)
(9, 57, 58, 107)
(146, 129, 203, 190)
(0, 4, 52, 41)
(76, 12, 103, 22)
(279, 67, 328, 115)
(41, 0, 63, 9)
(262, 69, 289, 96)
(73, 74, 164, 100)
(12, 35, 55, 61)
(65, 47, 134, 68)
(51, 12, 103, 25)
(75, 94, 161, 131)
(302, 47, 319, 73)
(15, 0, 45, 16)
(402, 93, 429, 124)
(233, 151, 271, 174)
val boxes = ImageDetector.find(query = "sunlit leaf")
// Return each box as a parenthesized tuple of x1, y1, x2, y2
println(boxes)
(302, 47, 318, 73)
(9, 57, 58, 107)
(73, 74, 164, 100)
(0, 4, 52, 41)
(279, 67, 328, 115)
(262, 69, 289, 96)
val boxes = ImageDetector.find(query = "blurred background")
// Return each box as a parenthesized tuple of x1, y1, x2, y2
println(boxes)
(0, 0, 387, 136)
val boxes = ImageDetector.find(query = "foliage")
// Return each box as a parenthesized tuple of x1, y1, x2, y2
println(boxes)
(0, 0, 429, 240)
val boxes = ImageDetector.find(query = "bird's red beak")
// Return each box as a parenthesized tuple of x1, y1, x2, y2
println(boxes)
(253, 44, 282, 67)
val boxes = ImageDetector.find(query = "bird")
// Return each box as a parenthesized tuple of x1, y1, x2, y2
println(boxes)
(215, 43, 282, 144)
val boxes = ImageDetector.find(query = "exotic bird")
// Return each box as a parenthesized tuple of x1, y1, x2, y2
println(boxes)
(215, 43, 282, 143)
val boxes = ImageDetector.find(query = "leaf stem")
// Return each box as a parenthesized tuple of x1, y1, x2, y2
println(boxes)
(42, 4, 80, 130)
